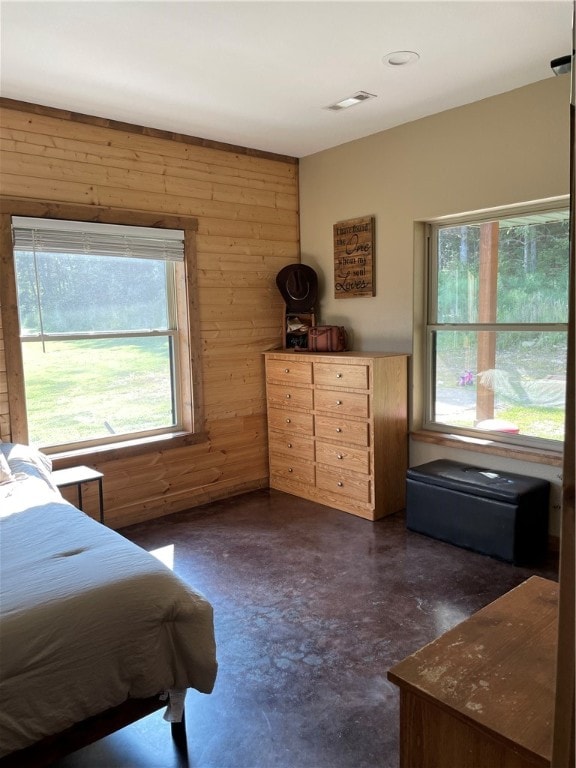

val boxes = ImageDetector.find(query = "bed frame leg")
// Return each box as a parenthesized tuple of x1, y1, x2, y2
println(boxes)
(170, 709, 188, 755)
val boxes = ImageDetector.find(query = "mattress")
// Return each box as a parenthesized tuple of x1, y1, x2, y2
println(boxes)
(0, 443, 217, 757)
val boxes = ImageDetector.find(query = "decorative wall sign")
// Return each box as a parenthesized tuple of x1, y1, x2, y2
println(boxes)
(333, 215, 375, 298)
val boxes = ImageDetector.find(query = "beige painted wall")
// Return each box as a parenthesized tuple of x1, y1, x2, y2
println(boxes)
(299, 76, 571, 536)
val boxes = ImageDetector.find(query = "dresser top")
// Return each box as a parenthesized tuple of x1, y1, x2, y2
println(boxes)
(264, 350, 409, 362)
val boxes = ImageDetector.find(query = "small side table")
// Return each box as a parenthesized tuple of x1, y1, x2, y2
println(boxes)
(52, 466, 104, 523)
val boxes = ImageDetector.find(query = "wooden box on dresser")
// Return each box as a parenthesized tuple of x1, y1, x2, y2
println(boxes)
(264, 351, 409, 521)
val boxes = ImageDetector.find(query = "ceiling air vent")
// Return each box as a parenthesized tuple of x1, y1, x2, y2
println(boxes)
(326, 91, 376, 111)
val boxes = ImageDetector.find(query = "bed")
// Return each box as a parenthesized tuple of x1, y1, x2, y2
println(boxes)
(0, 442, 218, 766)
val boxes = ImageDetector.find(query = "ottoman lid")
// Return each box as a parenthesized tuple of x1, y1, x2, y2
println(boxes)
(407, 459, 549, 503)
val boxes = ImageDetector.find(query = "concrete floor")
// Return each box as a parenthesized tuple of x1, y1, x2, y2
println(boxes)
(53, 489, 557, 768)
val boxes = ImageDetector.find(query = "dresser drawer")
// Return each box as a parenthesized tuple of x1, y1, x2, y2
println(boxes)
(270, 455, 315, 485)
(314, 363, 369, 390)
(314, 389, 369, 418)
(316, 468, 371, 504)
(267, 407, 314, 436)
(316, 441, 370, 474)
(315, 415, 369, 447)
(267, 383, 313, 410)
(266, 358, 313, 385)
(268, 430, 314, 461)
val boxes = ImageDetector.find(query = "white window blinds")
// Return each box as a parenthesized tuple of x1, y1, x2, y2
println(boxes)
(12, 217, 184, 261)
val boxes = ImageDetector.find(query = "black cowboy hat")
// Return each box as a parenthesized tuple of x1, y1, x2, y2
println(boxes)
(275, 264, 318, 312)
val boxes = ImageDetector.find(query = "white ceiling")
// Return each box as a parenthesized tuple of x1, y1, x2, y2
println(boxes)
(0, 0, 573, 158)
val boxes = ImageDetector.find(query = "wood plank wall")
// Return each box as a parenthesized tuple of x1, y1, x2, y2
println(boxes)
(0, 101, 300, 527)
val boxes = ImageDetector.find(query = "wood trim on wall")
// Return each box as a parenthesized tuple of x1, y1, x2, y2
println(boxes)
(410, 429, 564, 468)
(0, 97, 299, 167)
(0, 212, 27, 442)
(182, 229, 203, 434)
(0, 198, 199, 231)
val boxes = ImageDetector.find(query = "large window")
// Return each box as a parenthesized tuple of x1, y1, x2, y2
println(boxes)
(11, 216, 196, 451)
(426, 204, 569, 448)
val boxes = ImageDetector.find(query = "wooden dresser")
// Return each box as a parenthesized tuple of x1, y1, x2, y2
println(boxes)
(263, 350, 408, 521)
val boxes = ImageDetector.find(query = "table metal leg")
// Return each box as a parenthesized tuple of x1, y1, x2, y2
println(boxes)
(98, 477, 104, 523)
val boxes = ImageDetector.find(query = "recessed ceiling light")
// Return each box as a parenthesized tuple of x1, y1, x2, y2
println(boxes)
(326, 91, 377, 111)
(383, 51, 420, 67)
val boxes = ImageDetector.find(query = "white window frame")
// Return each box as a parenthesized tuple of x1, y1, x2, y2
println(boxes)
(423, 199, 569, 451)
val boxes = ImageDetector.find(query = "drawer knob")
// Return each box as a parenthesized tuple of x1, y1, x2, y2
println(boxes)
(288, 468, 293, 473)
(336, 427, 342, 433)
(336, 373, 342, 378)
(337, 454, 343, 460)
(286, 418, 291, 423)
(337, 481, 343, 487)
(286, 394, 291, 399)
(287, 443, 292, 448)
(284, 368, 290, 373)
(336, 400, 342, 405)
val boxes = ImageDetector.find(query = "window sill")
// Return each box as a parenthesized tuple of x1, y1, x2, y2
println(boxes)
(410, 429, 563, 467)
(48, 431, 208, 470)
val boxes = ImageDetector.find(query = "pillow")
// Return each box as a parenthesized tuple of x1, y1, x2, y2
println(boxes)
(0, 453, 15, 484)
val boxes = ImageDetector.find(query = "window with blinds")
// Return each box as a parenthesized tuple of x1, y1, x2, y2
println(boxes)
(12, 217, 187, 450)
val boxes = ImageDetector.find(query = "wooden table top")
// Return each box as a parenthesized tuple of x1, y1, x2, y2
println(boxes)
(388, 576, 558, 764)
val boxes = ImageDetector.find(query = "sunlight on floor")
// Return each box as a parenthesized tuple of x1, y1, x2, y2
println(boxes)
(149, 544, 174, 570)
(434, 601, 469, 636)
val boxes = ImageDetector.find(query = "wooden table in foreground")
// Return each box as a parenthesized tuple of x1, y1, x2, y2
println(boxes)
(387, 576, 558, 768)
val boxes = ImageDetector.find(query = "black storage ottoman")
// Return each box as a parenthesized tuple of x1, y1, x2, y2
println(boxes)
(406, 459, 549, 564)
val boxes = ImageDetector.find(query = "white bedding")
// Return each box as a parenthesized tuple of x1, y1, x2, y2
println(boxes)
(0, 443, 217, 757)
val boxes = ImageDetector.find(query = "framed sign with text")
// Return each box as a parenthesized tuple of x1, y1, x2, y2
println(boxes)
(333, 215, 375, 298)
